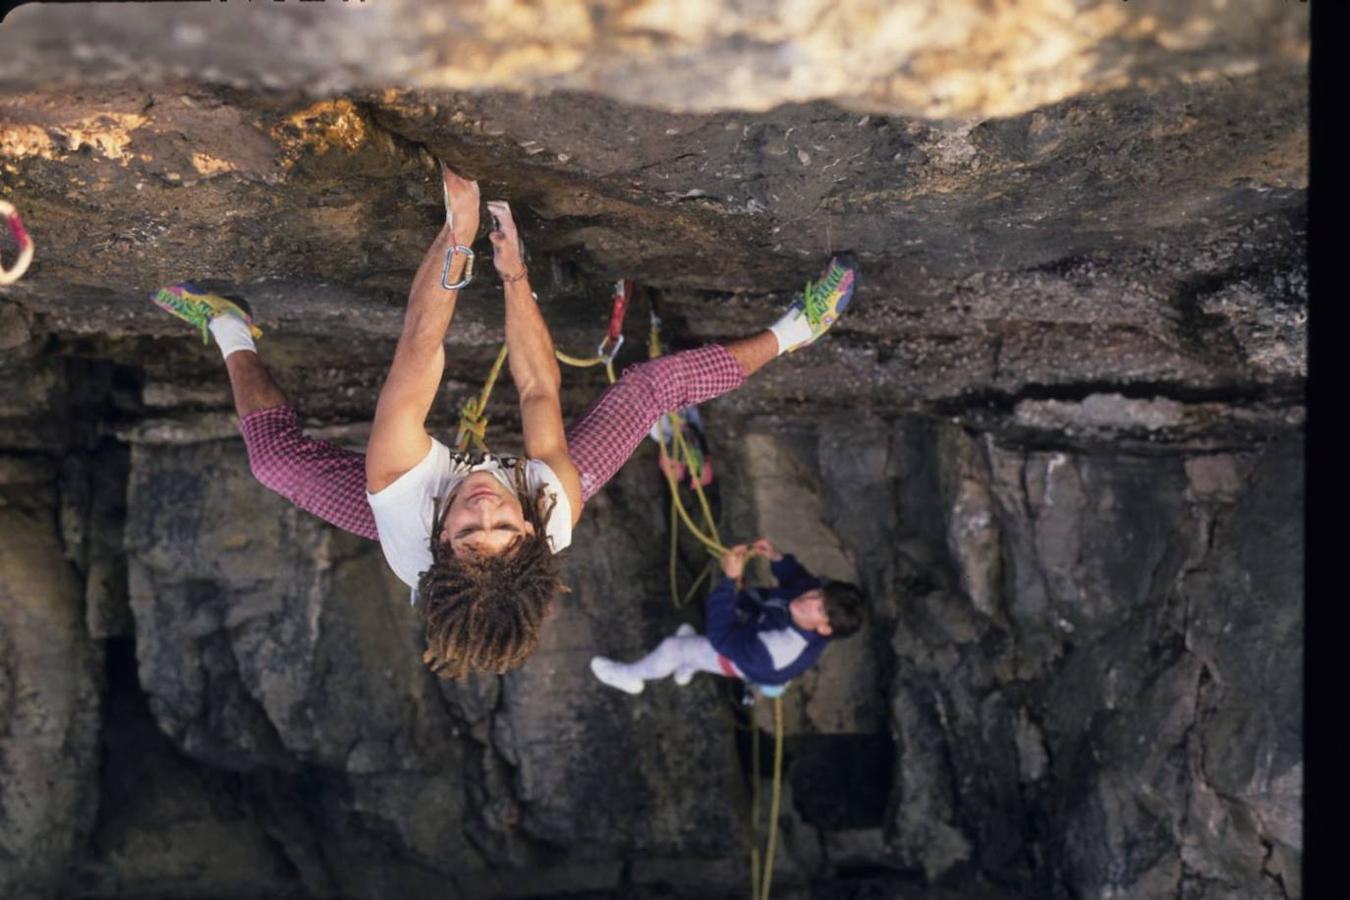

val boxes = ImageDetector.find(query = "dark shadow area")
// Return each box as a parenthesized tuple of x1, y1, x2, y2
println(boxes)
(73, 638, 305, 899)
(788, 733, 895, 830)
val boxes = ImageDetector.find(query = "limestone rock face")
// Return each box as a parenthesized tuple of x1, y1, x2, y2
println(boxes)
(0, 0, 1308, 119)
(0, 2, 1304, 899)
(0, 459, 102, 900)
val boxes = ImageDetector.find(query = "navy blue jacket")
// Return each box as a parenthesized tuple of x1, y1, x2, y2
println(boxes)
(704, 554, 828, 686)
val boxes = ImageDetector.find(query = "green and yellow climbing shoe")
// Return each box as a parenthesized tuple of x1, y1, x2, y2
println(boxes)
(777, 255, 858, 352)
(151, 282, 263, 345)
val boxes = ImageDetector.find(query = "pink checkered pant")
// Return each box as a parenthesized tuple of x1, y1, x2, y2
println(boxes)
(239, 345, 745, 541)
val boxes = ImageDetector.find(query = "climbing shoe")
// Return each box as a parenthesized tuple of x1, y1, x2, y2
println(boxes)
(589, 656, 645, 695)
(651, 406, 715, 489)
(777, 255, 858, 352)
(152, 282, 263, 345)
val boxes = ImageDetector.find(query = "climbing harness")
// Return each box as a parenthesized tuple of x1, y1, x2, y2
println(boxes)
(0, 199, 34, 286)
(741, 682, 788, 705)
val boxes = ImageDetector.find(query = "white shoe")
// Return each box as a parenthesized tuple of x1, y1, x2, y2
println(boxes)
(675, 623, 697, 637)
(590, 656, 644, 695)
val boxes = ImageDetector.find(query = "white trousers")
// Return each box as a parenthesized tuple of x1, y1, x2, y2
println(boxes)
(616, 634, 738, 684)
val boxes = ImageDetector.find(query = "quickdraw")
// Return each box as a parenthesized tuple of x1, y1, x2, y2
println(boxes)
(554, 278, 631, 382)
(0, 199, 34, 286)
(598, 278, 631, 360)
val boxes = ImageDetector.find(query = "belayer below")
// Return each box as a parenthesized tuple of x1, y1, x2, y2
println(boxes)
(590, 537, 866, 694)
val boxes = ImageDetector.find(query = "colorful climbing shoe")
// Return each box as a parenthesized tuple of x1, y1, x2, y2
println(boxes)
(589, 656, 645, 695)
(151, 282, 263, 345)
(781, 255, 858, 352)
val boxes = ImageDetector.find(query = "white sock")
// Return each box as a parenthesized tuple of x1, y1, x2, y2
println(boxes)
(768, 307, 814, 355)
(208, 315, 257, 360)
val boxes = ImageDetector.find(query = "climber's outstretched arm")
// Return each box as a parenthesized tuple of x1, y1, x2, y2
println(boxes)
(367, 165, 480, 493)
(488, 200, 584, 524)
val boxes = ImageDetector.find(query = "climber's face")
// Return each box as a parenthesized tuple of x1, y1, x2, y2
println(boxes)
(439, 472, 535, 557)
(789, 588, 833, 637)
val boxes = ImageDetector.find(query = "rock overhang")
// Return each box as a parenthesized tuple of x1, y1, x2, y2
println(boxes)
(0, 0, 1307, 450)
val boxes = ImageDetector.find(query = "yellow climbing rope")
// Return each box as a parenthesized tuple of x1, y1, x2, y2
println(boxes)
(645, 307, 786, 900)
(456, 342, 619, 453)
(0, 199, 34, 286)
(649, 311, 731, 561)
(456, 343, 510, 451)
(455, 282, 628, 452)
(760, 694, 785, 900)
(751, 719, 762, 900)
(554, 345, 618, 384)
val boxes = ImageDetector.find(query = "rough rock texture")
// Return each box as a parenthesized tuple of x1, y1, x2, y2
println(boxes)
(0, 458, 102, 900)
(0, 0, 1309, 118)
(0, 2, 1304, 899)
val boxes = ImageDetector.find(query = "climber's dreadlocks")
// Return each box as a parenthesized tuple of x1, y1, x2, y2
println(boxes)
(416, 465, 566, 680)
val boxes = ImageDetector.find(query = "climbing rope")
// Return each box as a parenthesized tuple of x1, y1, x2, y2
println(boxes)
(759, 694, 785, 900)
(555, 278, 630, 382)
(750, 718, 762, 900)
(649, 308, 732, 562)
(645, 304, 787, 900)
(455, 280, 632, 452)
(0, 199, 34, 286)
(456, 343, 509, 451)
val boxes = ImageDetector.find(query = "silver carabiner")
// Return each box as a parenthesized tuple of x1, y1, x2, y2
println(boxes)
(596, 332, 624, 363)
(441, 244, 475, 290)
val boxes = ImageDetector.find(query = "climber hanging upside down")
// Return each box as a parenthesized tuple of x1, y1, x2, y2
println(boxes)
(150, 161, 858, 680)
(590, 537, 865, 694)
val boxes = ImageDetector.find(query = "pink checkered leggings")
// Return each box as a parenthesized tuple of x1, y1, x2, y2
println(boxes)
(239, 344, 745, 541)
